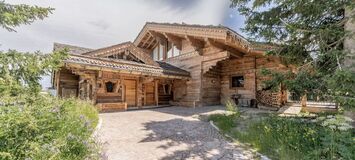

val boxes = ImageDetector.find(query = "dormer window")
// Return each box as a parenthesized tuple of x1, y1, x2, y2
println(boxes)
(159, 43, 164, 60)
(152, 45, 159, 61)
(151, 41, 181, 61)
(173, 45, 181, 57)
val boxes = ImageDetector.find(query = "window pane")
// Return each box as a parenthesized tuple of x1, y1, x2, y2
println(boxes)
(105, 82, 115, 92)
(231, 76, 244, 88)
(173, 45, 181, 56)
(159, 44, 164, 60)
(167, 42, 173, 58)
(152, 46, 158, 61)
(167, 48, 173, 58)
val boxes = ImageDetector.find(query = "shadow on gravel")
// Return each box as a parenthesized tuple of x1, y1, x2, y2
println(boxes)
(146, 106, 226, 117)
(139, 118, 253, 160)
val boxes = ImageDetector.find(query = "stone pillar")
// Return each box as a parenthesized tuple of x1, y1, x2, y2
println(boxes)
(344, 8, 355, 71)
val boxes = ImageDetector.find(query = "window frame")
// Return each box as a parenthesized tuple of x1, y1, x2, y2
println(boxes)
(230, 75, 245, 89)
(152, 45, 159, 61)
(105, 81, 115, 93)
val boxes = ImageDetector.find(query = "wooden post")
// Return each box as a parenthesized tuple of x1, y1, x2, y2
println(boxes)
(155, 80, 159, 106)
(55, 71, 61, 97)
(137, 77, 142, 108)
(120, 76, 124, 102)
(254, 57, 257, 100)
(301, 93, 307, 107)
(143, 83, 147, 106)
(92, 75, 97, 104)
(86, 80, 90, 101)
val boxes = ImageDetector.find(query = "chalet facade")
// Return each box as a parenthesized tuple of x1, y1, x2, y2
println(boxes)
(53, 22, 290, 111)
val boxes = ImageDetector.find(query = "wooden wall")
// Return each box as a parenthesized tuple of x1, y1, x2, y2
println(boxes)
(57, 68, 79, 98)
(165, 51, 203, 107)
(220, 57, 257, 103)
(166, 42, 229, 107)
(202, 65, 221, 106)
(219, 56, 289, 107)
(96, 72, 123, 103)
(94, 71, 174, 109)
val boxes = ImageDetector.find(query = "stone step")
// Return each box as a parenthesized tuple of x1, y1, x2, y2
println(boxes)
(277, 106, 302, 115)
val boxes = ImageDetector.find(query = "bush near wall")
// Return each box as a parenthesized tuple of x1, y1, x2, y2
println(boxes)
(0, 95, 99, 160)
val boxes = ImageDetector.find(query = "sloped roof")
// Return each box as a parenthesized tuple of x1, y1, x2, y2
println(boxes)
(82, 41, 131, 56)
(64, 54, 190, 78)
(53, 42, 93, 54)
(82, 41, 159, 66)
(134, 22, 275, 55)
(134, 22, 248, 43)
(156, 61, 190, 76)
(134, 22, 251, 52)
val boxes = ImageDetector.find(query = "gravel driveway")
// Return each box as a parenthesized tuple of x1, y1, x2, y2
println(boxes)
(97, 106, 255, 160)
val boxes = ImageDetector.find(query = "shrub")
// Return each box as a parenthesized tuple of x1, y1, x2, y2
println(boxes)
(224, 98, 240, 119)
(209, 112, 354, 160)
(237, 116, 355, 160)
(0, 95, 99, 160)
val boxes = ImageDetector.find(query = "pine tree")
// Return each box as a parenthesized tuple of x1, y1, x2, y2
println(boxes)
(0, 1, 53, 32)
(230, 0, 355, 110)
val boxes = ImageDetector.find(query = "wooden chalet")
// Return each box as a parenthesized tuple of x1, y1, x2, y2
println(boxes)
(53, 22, 290, 111)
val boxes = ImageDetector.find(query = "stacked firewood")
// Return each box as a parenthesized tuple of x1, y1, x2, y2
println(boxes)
(256, 90, 281, 107)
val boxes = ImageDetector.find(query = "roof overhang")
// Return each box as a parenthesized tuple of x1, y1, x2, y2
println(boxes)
(134, 23, 249, 54)
(82, 41, 159, 67)
(134, 22, 276, 57)
(64, 54, 190, 79)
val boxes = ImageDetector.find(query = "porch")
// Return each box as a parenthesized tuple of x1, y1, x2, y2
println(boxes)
(54, 53, 190, 112)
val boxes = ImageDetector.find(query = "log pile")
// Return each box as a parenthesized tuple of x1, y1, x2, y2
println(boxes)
(256, 90, 281, 107)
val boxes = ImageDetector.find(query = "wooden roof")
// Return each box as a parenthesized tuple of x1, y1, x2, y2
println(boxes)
(134, 22, 272, 55)
(64, 54, 190, 78)
(53, 42, 93, 54)
(82, 41, 159, 67)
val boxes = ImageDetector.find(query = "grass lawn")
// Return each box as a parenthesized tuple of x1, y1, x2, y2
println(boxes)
(208, 108, 355, 160)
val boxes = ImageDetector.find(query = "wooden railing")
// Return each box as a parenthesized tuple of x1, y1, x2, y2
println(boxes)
(288, 92, 337, 108)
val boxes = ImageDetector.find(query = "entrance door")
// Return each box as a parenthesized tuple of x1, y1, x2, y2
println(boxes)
(145, 82, 155, 106)
(124, 79, 137, 107)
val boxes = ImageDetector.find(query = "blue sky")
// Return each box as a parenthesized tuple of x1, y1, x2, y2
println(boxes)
(0, 0, 246, 89)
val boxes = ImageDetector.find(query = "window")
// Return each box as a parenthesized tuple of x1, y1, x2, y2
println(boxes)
(152, 46, 159, 61)
(173, 45, 181, 57)
(105, 81, 115, 92)
(167, 42, 173, 58)
(231, 75, 244, 88)
(159, 43, 164, 60)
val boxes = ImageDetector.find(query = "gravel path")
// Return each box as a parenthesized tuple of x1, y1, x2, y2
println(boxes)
(97, 106, 256, 160)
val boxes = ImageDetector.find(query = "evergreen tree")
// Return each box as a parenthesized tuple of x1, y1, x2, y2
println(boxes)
(0, 1, 53, 32)
(230, 0, 355, 110)
(0, 1, 66, 100)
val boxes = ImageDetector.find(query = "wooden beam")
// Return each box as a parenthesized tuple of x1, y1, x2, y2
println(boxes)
(205, 38, 244, 57)
(149, 31, 167, 44)
(185, 35, 204, 51)
(163, 33, 182, 50)
(140, 34, 151, 48)
(145, 36, 157, 49)
(155, 80, 159, 106)
(56, 71, 61, 97)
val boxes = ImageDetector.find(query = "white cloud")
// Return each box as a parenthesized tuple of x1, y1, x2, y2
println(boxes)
(1, 0, 230, 53)
(1, 0, 232, 89)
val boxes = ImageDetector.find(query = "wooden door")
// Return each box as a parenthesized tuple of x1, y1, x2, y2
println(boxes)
(124, 79, 137, 107)
(145, 82, 155, 106)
